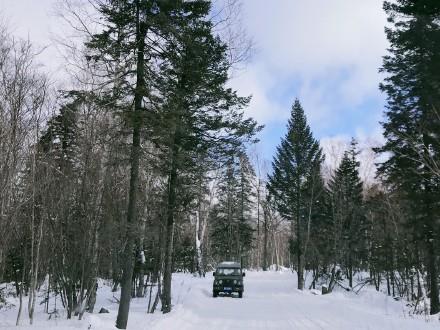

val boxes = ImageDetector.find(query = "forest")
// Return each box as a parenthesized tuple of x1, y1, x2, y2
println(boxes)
(0, 0, 439, 329)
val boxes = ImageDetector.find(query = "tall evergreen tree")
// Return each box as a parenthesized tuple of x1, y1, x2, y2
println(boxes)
(328, 139, 365, 288)
(210, 153, 255, 262)
(237, 152, 256, 259)
(267, 99, 323, 290)
(378, 0, 440, 314)
(304, 167, 332, 287)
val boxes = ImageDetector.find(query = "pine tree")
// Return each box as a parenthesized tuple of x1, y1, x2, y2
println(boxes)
(304, 167, 332, 287)
(210, 158, 239, 261)
(267, 99, 323, 290)
(378, 0, 440, 314)
(328, 139, 365, 288)
(210, 153, 255, 262)
(237, 152, 256, 260)
(39, 96, 80, 174)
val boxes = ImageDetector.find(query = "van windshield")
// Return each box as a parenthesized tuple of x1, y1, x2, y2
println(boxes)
(216, 268, 241, 276)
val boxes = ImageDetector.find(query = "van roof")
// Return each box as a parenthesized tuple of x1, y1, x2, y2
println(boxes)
(217, 261, 241, 268)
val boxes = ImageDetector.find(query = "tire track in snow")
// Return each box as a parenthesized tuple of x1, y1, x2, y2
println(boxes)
(280, 301, 325, 330)
(148, 272, 439, 330)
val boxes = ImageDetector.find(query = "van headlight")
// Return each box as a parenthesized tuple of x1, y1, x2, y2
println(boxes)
(233, 280, 237, 284)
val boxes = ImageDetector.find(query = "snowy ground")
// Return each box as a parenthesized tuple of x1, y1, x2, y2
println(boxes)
(1, 270, 439, 329)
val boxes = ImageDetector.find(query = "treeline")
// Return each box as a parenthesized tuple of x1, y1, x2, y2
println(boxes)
(0, 0, 439, 328)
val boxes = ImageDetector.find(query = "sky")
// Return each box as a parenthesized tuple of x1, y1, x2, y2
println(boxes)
(0, 0, 389, 177)
(231, 0, 389, 158)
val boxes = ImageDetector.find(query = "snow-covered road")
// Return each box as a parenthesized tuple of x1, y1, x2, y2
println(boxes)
(2, 270, 439, 329)
(145, 271, 438, 330)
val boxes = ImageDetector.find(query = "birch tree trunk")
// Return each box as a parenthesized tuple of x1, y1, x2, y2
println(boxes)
(195, 211, 203, 277)
(194, 179, 211, 277)
(28, 98, 44, 325)
(15, 262, 25, 326)
(136, 208, 147, 298)
(28, 204, 44, 325)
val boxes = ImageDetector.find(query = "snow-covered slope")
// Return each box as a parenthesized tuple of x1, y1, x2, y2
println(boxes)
(1, 271, 438, 329)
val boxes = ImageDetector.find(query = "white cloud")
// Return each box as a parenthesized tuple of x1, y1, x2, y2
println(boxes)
(228, 64, 287, 124)
(231, 0, 388, 134)
(242, 0, 387, 76)
(0, 0, 61, 77)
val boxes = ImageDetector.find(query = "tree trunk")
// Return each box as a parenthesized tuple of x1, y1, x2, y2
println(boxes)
(391, 271, 395, 297)
(16, 283, 23, 326)
(15, 262, 25, 326)
(29, 204, 43, 325)
(256, 179, 260, 270)
(136, 249, 146, 298)
(28, 123, 38, 325)
(297, 253, 304, 290)
(162, 145, 178, 314)
(150, 272, 161, 314)
(45, 272, 50, 313)
(410, 270, 414, 300)
(386, 271, 391, 296)
(348, 255, 353, 289)
(427, 236, 439, 314)
(162, 116, 182, 313)
(295, 177, 304, 290)
(136, 204, 148, 297)
(329, 264, 336, 291)
(115, 5, 147, 328)
(376, 272, 381, 292)
(262, 206, 268, 271)
(115, 94, 141, 329)
(195, 211, 203, 277)
(296, 211, 304, 290)
(422, 135, 440, 315)
(136, 211, 147, 298)
(87, 222, 100, 314)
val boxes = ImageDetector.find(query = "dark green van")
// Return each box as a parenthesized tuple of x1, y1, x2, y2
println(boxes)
(212, 261, 245, 298)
